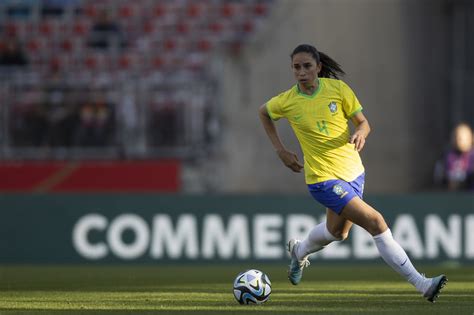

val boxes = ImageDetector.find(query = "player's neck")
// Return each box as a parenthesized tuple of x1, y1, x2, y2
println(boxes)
(298, 79, 319, 96)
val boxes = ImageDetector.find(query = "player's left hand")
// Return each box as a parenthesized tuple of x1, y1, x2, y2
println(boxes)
(349, 132, 366, 152)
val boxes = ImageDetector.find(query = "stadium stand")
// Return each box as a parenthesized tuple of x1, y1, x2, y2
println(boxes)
(0, 0, 274, 160)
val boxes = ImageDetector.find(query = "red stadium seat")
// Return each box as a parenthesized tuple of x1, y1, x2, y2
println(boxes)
(119, 4, 134, 18)
(152, 56, 164, 69)
(220, 3, 235, 18)
(38, 21, 53, 36)
(243, 21, 254, 33)
(153, 4, 166, 17)
(84, 55, 98, 70)
(5, 21, 34, 40)
(119, 3, 143, 20)
(118, 54, 132, 69)
(143, 20, 155, 34)
(209, 22, 223, 34)
(197, 39, 212, 52)
(176, 22, 189, 34)
(254, 3, 268, 16)
(84, 53, 111, 71)
(164, 38, 177, 52)
(84, 4, 98, 18)
(60, 39, 73, 52)
(186, 3, 201, 18)
(73, 20, 89, 36)
(5, 22, 19, 37)
(26, 38, 43, 53)
(49, 55, 70, 72)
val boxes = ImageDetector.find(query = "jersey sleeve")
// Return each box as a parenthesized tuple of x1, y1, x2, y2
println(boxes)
(265, 94, 285, 121)
(340, 81, 363, 118)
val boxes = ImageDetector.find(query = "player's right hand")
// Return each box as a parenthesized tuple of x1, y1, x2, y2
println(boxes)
(276, 149, 304, 173)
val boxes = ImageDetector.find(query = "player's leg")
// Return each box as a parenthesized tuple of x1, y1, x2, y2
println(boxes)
(288, 209, 352, 285)
(326, 207, 353, 240)
(295, 208, 353, 259)
(288, 177, 361, 285)
(340, 197, 447, 302)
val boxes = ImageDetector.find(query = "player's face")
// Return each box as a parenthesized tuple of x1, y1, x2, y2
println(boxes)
(291, 52, 321, 87)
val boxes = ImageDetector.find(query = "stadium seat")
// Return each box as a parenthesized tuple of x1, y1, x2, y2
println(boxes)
(118, 4, 134, 19)
(60, 38, 73, 52)
(163, 38, 177, 52)
(83, 3, 98, 18)
(242, 20, 255, 34)
(4, 21, 19, 37)
(175, 22, 189, 35)
(220, 3, 235, 18)
(119, 55, 130, 68)
(49, 55, 68, 72)
(6, 21, 35, 40)
(186, 3, 201, 18)
(73, 19, 90, 36)
(84, 55, 97, 69)
(152, 4, 166, 18)
(208, 21, 223, 34)
(152, 56, 164, 70)
(196, 39, 212, 52)
(38, 20, 53, 36)
(142, 20, 154, 34)
(26, 38, 44, 53)
(254, 3, 268, 16)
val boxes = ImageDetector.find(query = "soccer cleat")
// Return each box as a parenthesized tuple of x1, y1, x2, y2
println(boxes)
(423, 274, 448, 303)
(287, 239, 310, 285)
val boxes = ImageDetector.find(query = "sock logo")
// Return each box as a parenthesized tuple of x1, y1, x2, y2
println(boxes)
(400, 258, 408, 266)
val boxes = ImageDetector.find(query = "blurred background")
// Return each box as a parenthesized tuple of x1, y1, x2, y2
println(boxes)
(0, 0, 473, 264)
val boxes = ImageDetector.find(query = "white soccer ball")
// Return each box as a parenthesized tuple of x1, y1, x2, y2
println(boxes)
(233, 269, 272, 304)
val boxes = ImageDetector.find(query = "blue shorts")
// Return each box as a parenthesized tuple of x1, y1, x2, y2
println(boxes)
(307, 173, 365, 214)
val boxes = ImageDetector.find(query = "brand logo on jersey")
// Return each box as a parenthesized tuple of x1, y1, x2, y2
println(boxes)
(333, 184, 348, 199)
(328, 102, 338, 114)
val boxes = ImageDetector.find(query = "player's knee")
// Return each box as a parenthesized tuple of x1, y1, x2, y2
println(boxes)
(369, 212, 388, 235)
(330, 229, 349, 241)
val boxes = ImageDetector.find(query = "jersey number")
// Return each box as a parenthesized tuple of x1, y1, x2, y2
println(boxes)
(317, 120, 329, 135)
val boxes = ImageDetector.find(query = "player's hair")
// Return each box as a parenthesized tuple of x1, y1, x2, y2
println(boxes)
(290, 44, 345, 79)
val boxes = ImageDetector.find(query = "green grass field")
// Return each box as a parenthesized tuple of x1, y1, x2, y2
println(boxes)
(0, 264, 472, 314)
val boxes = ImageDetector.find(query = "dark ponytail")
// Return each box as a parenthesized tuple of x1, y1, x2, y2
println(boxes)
(318, 51, 345, 79)
(291, 44, 345, 79)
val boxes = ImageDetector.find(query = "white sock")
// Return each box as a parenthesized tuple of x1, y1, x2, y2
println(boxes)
(296, 221, 339, 260)
(373, 229, 428, 293)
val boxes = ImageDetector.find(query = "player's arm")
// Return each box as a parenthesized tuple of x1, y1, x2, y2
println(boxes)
(349, 111, 371, 152)
(258, 103, 303, 173)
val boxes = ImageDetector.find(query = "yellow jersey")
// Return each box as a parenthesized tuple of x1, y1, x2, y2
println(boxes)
(266, 78, 365, 184)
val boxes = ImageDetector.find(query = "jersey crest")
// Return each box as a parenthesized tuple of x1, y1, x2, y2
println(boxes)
(328, 101, 338, 114)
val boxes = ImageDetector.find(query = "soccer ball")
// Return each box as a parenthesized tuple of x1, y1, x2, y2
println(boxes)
(233, 269, 271, 304)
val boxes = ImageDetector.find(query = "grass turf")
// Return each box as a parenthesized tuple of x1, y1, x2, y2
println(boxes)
(0, 264, 472, 314)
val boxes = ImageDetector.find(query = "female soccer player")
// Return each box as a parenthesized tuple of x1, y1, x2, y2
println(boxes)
(258, 44, 447, 302)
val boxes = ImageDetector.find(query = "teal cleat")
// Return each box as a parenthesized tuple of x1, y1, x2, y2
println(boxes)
(287, 239, 310, 285)
(423, 274, 448, 303)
